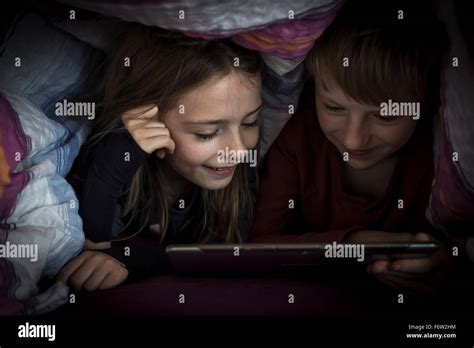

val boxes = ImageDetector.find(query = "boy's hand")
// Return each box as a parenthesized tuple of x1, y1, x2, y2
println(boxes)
(121, 105, 175, 159)
(344, 230, 451, 293)
(57, 251, 128, 292)
(367, 233, 451, 293)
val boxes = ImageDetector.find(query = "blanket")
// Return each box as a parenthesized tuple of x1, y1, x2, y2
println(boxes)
(0, 13, 102, 314)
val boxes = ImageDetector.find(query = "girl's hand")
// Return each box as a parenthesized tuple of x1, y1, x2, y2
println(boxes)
(121, 105, 175, 159)
(57, 251, 128, 292)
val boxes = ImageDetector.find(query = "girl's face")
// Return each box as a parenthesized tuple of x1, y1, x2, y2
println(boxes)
(163, 71, 261, 190)
(315, 77, 417, 170)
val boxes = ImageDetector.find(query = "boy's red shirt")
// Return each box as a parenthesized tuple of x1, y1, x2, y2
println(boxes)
(249, 91, 435, 243)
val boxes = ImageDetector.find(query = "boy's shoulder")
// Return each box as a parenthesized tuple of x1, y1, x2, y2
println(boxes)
(276, 84, 324, 148)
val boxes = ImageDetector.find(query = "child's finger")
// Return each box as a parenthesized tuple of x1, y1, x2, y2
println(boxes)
(413, 232, 432, 242)
(82, 268, 110, 292)
(57, 253, 88, 283)
(127, 119, 165, 130)
(98, 267, 128, 290)
(68, 259, 99, 292)
(143, 126, 171, 138)
(389, 234, 440, 273)
(367, 260, 391, 274)
(122, 105, 158, 120)
(132, 126, 170, 141)
(145, 134, 175, 154)
(141, 120, 167, 129)
(390, 257, 435, 274)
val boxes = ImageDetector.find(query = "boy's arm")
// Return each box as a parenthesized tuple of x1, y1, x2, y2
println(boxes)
(250, 102, 361, 244)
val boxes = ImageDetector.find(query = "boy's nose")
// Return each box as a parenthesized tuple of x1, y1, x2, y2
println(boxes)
(342, 120, 370, 151)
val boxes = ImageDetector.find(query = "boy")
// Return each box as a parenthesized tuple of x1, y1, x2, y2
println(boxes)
(249, 0, 450, 293)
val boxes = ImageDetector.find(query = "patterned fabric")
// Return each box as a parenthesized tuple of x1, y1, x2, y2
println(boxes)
(0, 13, 102, 314)
(428, 0, 474, 237)
(57, 0, 343, 157)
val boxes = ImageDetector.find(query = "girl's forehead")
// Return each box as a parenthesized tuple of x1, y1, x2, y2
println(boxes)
(171, 73, 262, 122)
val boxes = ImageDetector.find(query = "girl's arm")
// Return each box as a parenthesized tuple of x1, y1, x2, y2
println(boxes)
(58, 244, 173, 292)
(68, 129, 149, 243)
(61, 106, 175, 290)
(68, 105, 174, 243)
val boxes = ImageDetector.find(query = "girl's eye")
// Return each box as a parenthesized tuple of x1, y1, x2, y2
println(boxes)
(195, 130, 218, 141)
(324, 103, 345, 113)
(242, 119, 259, 128)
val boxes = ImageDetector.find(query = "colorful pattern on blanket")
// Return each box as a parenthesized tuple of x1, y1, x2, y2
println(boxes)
(428, 0, 474, 245)
(0, 13, 101, 314)
(58, 0, 344, 157)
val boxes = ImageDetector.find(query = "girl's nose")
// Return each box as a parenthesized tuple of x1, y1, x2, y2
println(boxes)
(227, 132, 247, 153)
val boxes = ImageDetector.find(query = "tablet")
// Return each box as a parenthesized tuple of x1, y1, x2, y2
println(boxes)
(166, 242, 439, 276)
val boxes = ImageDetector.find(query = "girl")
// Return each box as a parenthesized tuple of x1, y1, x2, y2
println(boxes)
(249, 1, 452, 293)
(59, 24, 262, 291)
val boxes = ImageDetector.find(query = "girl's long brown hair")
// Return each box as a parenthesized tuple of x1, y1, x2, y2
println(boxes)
(88, 23, 261, 244)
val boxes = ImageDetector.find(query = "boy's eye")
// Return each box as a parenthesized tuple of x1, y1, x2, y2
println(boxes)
(324, 103, 345, 113)
(374, 114, 398, 122)
(195, 130, 218, 141)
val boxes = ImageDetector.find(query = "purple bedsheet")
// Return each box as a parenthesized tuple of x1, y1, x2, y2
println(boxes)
(63, 275, 373, 316)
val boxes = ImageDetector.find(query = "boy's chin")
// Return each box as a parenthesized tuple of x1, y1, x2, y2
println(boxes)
(345, 158, 379, 170)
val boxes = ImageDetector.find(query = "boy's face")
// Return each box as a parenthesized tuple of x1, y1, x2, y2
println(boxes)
(315, 77, 417, 170)
(163, 72, 261, 190)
